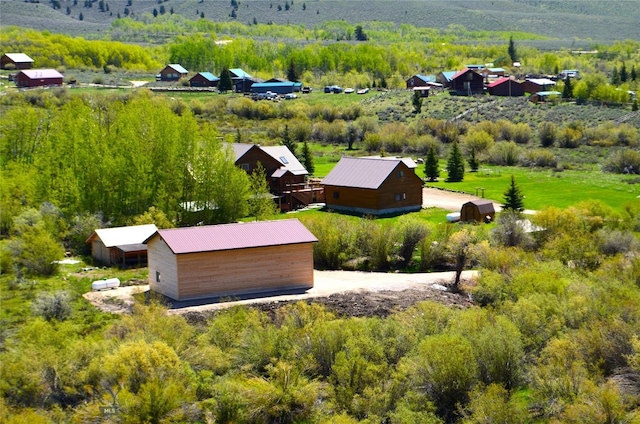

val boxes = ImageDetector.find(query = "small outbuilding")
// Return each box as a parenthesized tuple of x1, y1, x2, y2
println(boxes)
(145, 219, 317, 301)
(14, 69, 63, 88)
(460, 200, 496, 223)
(522, 78, 556, 94)
(86, 224, 158, 267)
(1, 53, 34, 70)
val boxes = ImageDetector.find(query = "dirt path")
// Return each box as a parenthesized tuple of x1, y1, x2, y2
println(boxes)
(422, 187, 502, 211)
(83, 270, 478, 317)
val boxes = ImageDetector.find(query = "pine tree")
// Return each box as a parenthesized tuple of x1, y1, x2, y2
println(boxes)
(412, 90, 422, 113)
(508, 36, 517, 63)
(354, 25, 368, 41)
(631, 65, 637, 82)
(502, 175, 524, 213)
(302, 141, 314, 174)
(287, 58, 299, 82)
(446, 142, 465, 182)
(218, 67, 233, 92)
(620, 62, 628, 83)
(562, 75, 573, 99)
(633, 99, 638, 112)
(468, 148, 479, 172)
(425, 146, 440, 182)
(611, 66, 620, 86)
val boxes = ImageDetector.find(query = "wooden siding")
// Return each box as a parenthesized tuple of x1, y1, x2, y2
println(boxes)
(92, 240, 110, 265)
(237, 148, 283, 175)
(324, 163, 422, 215)
(148, 237, 314, 301)
(148, 236, 180, 300)
(15, 74, 63, 88)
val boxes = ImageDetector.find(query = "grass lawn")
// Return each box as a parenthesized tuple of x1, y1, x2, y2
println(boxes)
(426, 164, 640, 213)
(286, 205, 455, 227)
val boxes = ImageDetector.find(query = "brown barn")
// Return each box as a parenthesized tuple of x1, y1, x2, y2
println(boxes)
(460, 200, 496, 223)
(487, 78, 525, 97)
(322, 156, 423, 216)
(145, 219, 317, 301)
(450, 68, 485, 95)
(406, 74, 435, 89)
(14, 69, 63, 88)
(1, 53, 34, 70)
(232, 143, 323, 211)
(189, 72, 219, 87)
(156, 64, 188, 81)
(86, 224, 158, 267)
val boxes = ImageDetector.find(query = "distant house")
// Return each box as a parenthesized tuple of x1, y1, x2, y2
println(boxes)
(157, 64, 188, 81)
(460, 200, 495, 223)
(530, 91, 562, 103)
(522, 78, 556, 94)
(14, 69, 63, 88)
(232, 143, 322, 211)
(250, 81, 302, 94)
(189, 72, 219, 87)
(481, 67, 506, 78)
(406, 74, 436, 89)
(412, 86, 430, 97)
(436, 71, 457, 88)
(86, 224, 158, 267)
(559, 69, 580, 79)
(229, 68, 262, 93)
(1, 53, 34, 70)
(487, 78, 524, 96)
(449, 68, 485, 95)
(146, 219, 317, 301)
(322, 156, 423, 216)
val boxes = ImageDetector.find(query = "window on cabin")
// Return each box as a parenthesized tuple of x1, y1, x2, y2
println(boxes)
(395, 193, 406, 201)
(156, 271, 161, 283)
(241, 163, 250, 171)
(333, 191, 340, 199)
(280, 156, 289, 164)
(398, 170, 404, 178)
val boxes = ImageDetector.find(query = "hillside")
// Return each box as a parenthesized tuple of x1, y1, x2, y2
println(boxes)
(1, 0, 639, 44)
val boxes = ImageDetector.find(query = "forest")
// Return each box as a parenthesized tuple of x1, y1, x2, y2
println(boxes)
(1, 14, 640, 424)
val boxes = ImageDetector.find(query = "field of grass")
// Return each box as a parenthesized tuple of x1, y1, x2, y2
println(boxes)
(425, 164, 640, 213)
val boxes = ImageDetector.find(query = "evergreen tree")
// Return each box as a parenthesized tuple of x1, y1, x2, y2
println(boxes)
(502, 175, 524, 213)
(79, 12, 84, 20)
(611, 66, 620, 86)
(153, 8, 158, 17)
(631, 65, 637, 82)
(468, 148, 479, 172)
(620, 62, 628, 83)
(281, 125, 296, 157)
(380, 75, 387, 89)
(446, 142, 465, 182)
(425, 146, 440, 182)
(218, 67, 233, 92)
(354, 25, 368, 41)
(287, 58, 299, 82)
(302, 141, 314, 174)
(412, 90, 422, 113)
(508, 36, 517, 63)
(633, 99, 638, 112)
(562, 75, 573, 99)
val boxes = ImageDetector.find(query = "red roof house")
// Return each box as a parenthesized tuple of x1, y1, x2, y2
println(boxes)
(145, 219, 317, 301)
(14, 69, 63, 88)
(487, 77, 524, 96)
(449, 68, 485, 95)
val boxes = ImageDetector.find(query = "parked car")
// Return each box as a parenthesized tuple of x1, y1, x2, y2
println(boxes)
(302, 86, 312, 93)
(357, 88, 370, 94)
(344, 87, 355, 94)
(284, 93, 297, 100)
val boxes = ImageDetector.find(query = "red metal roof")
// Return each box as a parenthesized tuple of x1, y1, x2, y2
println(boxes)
(451, 68, 474, 80)
(321, 156, 412, 189)
(487, 77, 510, 88)
(150, 219, 317, 254)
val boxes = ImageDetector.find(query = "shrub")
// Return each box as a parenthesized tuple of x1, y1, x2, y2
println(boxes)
(557, 127, 582, 148)
(603, 148, 640, 174)
(522, 149, 557, 168)
(598, 229, 639, 255)
(32, 291, 72, 321)
(486, 141, 520, 166)
(463, 129, 494, 156)
(490, 212, 535, 249)
(397, 217, 430, 267)
(538, 122, 558, 147)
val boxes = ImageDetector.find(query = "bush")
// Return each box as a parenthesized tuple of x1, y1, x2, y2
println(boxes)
(522, 149, 557, 168)
(486, 142, 520, 166)
(603, 148, 640, 174)
(557, 127, 582, 148)
(538, 122, 558, 147)
(32, 291, 72, 321)
(598, 229, 639, 255)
